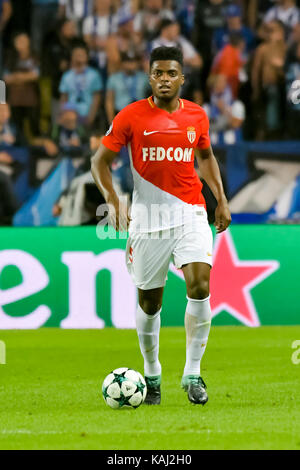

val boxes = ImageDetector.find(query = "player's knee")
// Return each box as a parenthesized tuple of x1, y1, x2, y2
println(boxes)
(139, 300, 162, 316)
(187, 280, 210, 300)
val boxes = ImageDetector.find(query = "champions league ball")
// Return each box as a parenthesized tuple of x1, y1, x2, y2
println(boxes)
(102, 367, 147, 409)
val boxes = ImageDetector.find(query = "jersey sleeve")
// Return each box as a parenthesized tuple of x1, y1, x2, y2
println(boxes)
(102, 107, 131, 152)
(197, 109, 211, 149)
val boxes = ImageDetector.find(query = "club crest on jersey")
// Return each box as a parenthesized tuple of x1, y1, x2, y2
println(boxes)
(187, 127, 196, 144)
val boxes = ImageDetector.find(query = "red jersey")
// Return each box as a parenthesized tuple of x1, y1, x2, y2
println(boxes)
(102, 96, 211, 232)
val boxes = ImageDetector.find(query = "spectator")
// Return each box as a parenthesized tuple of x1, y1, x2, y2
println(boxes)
(0, 170, 19, 224)
(193, 0, 228, 72)
(51, 102, 88, 154)
(151, 19, 203, 101)
(285, 40, 300, 137)
(251, 19, 287, 139)
(116, 0, 140, 15)
(4, 32, 40, 139)
(0, 0, 12, 77)
(263, 0, 300, 38)
(58, 0, 93, 29)
(0, 103, 18, 147)
(83, 0, 118, 82)
(176, 0, 196, 40)
(59, 44, 103, 127)
(211, 32, 246, 98)
(106, 12, 146, 74)
(0, 102, 20, 223)
(105, 53, 149, 123)
(52, 131, 108, 226)
(134, 0, 175, 42)
(237, 0, 283, 30)
(44, 18, 78, 123)
(203, 73, 245, 144)
(32, 102, 88, 156)
(31, 0, 59, 55)
(213, 3, 256, 58)
(0, 103, 16, 168)
(151, 19, 202, 68)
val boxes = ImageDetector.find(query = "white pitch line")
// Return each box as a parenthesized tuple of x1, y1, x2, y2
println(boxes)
(0, 429, 213, 435)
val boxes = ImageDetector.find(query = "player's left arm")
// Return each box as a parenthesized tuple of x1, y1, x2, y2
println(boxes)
(195, 146, 231, 233)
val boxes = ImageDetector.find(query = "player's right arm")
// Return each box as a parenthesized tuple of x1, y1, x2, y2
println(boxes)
(91, 144, 130, 231)
(91, 108, 132, 231)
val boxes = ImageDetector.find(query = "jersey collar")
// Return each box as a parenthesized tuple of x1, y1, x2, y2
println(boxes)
(147, 96, 184, 112)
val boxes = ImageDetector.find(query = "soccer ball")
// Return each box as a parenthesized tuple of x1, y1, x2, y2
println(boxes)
(102, 367, 147, 409)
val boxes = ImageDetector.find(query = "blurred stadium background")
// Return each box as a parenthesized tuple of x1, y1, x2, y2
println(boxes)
(0, 0, 300, 451)
(0, 0, 299, 327)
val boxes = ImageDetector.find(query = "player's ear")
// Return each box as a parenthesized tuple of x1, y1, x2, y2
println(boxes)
(148, 71, 153, 86)
(181, 74, 185, 85)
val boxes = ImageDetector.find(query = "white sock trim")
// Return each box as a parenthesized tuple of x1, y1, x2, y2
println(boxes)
(139, 307, 161, 320)
(186, 295, 211, 302)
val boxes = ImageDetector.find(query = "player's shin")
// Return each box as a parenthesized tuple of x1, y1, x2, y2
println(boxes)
(135, 305, 162, 380)
(183, 296, 211, 377)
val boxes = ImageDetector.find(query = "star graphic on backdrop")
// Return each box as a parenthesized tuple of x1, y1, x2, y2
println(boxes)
(170, 230, 279, 327)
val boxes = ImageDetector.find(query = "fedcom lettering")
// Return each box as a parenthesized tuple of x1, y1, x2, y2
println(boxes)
(142, 147, 193, 162)
(152, 454, 192, 465)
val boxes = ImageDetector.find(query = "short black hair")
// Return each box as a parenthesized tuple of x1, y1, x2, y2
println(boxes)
(150, 46, 183, 69)
(71, 40, 89, 54)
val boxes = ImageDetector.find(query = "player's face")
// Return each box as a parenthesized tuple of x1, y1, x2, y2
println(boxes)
(149, 60, 184, 101)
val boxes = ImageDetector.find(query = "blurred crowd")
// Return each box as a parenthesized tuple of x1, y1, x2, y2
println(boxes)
(0, 0, 300, 225)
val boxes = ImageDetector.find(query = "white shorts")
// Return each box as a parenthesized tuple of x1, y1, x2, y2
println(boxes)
(126, 216, 213, 290)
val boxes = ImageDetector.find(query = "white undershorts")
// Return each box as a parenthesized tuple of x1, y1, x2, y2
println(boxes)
(126, 212, 213, 290)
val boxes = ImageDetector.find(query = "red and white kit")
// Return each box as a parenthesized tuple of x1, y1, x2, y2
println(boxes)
(102, 96, 213, 289)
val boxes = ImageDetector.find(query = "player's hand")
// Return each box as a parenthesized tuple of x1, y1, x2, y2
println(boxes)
(107, 194, 131, 232)
(214, 199, 231, 233)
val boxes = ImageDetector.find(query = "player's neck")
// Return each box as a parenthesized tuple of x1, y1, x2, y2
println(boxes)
(153, 96, 180, 113)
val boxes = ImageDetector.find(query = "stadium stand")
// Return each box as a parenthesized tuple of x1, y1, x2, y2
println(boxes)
(0, 0, 299, 225)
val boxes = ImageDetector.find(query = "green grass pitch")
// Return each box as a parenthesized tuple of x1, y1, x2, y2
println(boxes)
(0, 326, 299, 450)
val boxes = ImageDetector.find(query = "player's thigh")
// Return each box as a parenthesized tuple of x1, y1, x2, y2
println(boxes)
(172, 224, 213, 299)
(126, 232, 173, 291)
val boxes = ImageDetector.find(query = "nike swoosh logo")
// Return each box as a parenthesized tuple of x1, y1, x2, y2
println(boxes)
(144, 130, 160, 135)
